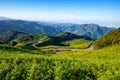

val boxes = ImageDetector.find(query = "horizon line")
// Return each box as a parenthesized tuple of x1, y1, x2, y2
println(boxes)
(0, 16, 118, 28)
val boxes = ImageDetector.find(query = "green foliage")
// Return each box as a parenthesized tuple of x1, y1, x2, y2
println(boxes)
(0, 31, 25, 43)
(0, 31, 50, 44)
(0, 44, 120, 79)
(16, 34, 40, 42)
(94, 28, 120, 49)
(63, 39, 92, 48)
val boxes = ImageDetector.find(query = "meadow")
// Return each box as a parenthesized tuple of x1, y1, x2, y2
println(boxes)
(0, 44, 120, 80)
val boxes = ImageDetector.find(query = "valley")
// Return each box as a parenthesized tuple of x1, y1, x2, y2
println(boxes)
(0, 18, 119, 80)
(0, 0, 119, 79)
(0, 19, 114, 40)
(0, 27, 119, 80)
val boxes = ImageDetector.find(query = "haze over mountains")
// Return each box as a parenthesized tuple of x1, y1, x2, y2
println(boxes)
(0, 17, 115, 40)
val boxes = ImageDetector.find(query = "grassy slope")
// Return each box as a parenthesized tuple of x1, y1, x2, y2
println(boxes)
(94, 28, 120, 49)
(0, 44, 120, 80)
(63, 39, 92, 48)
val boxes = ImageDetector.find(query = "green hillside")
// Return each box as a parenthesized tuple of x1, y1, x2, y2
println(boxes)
(0, 31, 26, 43)
(0, 43, 120, 80)
(0, 31, 92, 49)
(0, 29, 120, 80)
(35, 32, 92, 47)
(94, 28, 120, 49)
(54, 32, 92, 42)
(63, 38, 92, 48)
(0, 31, 50, 43)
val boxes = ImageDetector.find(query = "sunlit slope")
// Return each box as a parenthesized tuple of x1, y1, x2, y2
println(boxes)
(94, 28, 120, 49)
(0, 44, 120, 79)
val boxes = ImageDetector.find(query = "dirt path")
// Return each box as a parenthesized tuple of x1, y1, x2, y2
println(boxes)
(27, 41, 43, 49)
(40, 44, 93, 51)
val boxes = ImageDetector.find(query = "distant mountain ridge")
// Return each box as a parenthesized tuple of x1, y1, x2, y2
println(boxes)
(0, 17, 115, 39)
(0, 20, 59, 34)
(48, 23, 114, 39)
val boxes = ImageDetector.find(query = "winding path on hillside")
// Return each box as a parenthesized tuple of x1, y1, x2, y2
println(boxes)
(40, 43, 93, 51)
(27, 42, 93, 51)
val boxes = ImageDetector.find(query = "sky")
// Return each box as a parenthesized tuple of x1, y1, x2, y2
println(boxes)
(0, 0, 120, 27)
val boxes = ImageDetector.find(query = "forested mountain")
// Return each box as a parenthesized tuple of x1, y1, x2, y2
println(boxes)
(52, 32, 92, 43)
(94, 28, 120, 49)
(0, 18, 114, 40)
(0, 31, 26, 43)
(0, 31, 49, 43)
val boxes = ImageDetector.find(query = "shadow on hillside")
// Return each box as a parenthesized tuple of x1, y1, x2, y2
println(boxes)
(35, 40, 69, 47)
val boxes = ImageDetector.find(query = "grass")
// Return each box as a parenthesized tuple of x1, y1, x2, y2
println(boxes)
(63, 39, 92, 48)
(0, 44, 120, 80)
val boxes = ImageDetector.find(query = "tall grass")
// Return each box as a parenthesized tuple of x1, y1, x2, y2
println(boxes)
(0, 44, 120, 80)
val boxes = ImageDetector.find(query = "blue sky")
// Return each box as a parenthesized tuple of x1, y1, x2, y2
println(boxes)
(0, 0, 120, 27)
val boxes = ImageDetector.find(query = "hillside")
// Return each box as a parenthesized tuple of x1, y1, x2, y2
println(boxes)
(35, 32, 92, 47)
(0, 31, 92, 48)
(0, 22, 119, 80)
(0, 31, 50, 43)
(0, 42, 120, 80)
(0, 18, 114, 40)
(94, 28, 120, 49)
(0, 31, 26, 43)
(53, 32, 92, 43)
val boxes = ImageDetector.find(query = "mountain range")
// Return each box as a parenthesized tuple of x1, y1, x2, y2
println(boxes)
(0, 31, 92, 47)
(0, 17, 115, 40)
